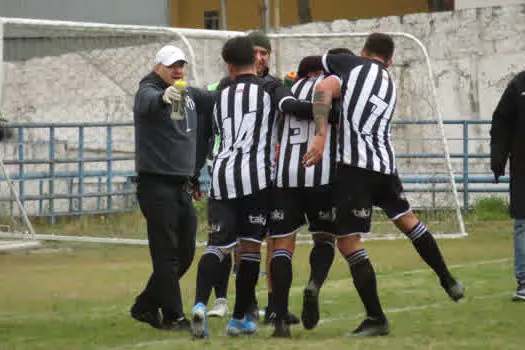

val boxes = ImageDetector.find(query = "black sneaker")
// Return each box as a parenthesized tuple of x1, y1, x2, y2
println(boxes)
(130, 303, 162, 329)
(349, 317, 390, 337)
(271, 319, 291, 338)
(162, 317, 191, 331)
(442, 279, 465, 302)
(301, 283, 320, 330)
(512, 283, 525, 301)
(263, 306, 276, 325)
(285, 311, 300, 325)
(246, 303, 260, 321)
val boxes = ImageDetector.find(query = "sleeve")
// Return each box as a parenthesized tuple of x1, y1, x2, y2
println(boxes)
(194, 90, 215, 176)
(135, 84, 165, 117)
(322, 53, 361, 77)
(490, 76, 518, 174)
(191, 87, 216, 116)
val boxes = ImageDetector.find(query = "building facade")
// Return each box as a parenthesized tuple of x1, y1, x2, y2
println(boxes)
(168, 0, 433, 31)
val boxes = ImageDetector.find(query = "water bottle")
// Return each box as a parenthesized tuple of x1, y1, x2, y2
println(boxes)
(171, 79, 187, 120)
(284, 71, 297, 88)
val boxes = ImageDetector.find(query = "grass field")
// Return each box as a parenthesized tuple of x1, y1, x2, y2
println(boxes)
(1, 211, 524, 350)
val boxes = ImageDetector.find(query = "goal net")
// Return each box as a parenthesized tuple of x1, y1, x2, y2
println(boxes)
(0, 17, 466, 246)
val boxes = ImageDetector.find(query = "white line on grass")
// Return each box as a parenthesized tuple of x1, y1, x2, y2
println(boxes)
(400, 258, 511, 275)
(319, 291, 510, 324)
(103, 292, 510, 350)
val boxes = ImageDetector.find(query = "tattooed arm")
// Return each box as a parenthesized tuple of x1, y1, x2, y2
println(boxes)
(303, 76, 341, 167)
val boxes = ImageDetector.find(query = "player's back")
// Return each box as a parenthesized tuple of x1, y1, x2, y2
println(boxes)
(276, 75, 338, 188)
(210, 74, 278, 200)
(323, 53, 397, 174)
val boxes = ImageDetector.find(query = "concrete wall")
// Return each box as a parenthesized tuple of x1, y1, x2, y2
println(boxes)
(3, 4, 524, 212)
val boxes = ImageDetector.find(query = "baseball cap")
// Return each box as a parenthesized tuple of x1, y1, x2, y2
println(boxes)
(155, 45, 187, 66)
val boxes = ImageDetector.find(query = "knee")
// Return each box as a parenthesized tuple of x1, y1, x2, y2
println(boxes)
(336, 234, 363, 256)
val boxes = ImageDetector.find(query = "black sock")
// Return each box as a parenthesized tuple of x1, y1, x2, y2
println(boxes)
(309, 240, 335, 289)
(213, 253, 232, 299)
(406, 222, 454, 285)
(195, 247, 224, 305)
(267, 291, 274, 311)
(346, 249, 385, 320)
(270, 249, 293, 321)
(233, 252, 261, 319)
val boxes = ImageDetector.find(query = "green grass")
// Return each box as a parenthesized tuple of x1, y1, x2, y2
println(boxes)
(0, 215, 523, 350)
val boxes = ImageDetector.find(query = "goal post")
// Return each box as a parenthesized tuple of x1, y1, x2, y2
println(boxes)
(0, 17, 466, 245)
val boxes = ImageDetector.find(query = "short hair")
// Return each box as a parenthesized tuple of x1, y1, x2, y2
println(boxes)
(328, 47, 354, 55)
(246, 31, 272, 52)
(363, 33, 395, 62)
(222, 36, 255, 67)
(296, 56, 323, 79)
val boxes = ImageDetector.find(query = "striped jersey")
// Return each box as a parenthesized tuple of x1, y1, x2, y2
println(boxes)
(276, 75, 339, 188)
(322, 54, 397, 174)
(210, 75, 280, 200)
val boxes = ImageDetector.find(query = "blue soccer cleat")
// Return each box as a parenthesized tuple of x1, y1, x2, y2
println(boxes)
(191, 303, 209, 339)
(225, 317, 257, 336)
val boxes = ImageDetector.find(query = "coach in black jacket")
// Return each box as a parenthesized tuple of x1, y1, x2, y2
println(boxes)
(490, 70, 525, 301)
(131, 45, 214, 329)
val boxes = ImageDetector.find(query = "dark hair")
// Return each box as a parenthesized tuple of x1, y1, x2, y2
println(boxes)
(296, 56, 323, 79)
(222, 36, 255, 67)
(328, 47, 354, 55)
(363, 32, 395, 62)
(246, 31, 272, 52)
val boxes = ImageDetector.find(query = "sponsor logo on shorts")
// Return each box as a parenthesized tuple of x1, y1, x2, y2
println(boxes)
(318, 207, 337, 221)
(248, 214, 267, 226)
(270, 209, 285, 221)
(352, 208, 371, 218)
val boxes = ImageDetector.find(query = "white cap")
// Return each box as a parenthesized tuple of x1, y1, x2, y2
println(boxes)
(155, 45, 187, 66)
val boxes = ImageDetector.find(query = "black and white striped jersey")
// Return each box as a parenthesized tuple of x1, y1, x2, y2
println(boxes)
(210, 75, 280, 200)
(322, 54, 397, 174)
(276, 75, 339, 188)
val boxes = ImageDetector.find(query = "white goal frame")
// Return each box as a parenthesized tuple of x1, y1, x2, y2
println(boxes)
(0, 18, 466, 246)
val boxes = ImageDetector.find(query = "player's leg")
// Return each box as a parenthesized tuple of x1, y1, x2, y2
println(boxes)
(191, 198, 237, 339)
(378, 173, 464, 301)
(301, 185, 337, 330)
(226, 190, 269, 336)
(334, 165, 389, 337)
(267, 188, 305, 337)
(207, 252, 232, 318)
(513, 219, 525, 301)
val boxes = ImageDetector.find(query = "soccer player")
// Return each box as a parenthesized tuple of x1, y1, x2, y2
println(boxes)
(203, 31, 299, 325)
(304, 33, 465, 336)
(268, 49, 354, 337)
(190, 36, 313, 339)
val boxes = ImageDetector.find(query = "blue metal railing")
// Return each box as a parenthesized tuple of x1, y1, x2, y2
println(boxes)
(0, 119, 505, 222)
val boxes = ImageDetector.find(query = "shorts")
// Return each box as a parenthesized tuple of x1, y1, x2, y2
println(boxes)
(334, 165, 410, 236)
(268, 185, 336, 238)
(207, 189, 270, 248)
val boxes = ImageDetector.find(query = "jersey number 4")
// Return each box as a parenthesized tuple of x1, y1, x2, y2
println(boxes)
(221, 112, 256, 155)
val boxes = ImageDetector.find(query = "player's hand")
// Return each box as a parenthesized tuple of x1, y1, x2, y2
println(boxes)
(302, 135, 326, 167)
(162, 86, 182, 105)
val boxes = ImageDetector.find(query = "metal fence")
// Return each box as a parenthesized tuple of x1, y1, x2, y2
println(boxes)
(0, 119, 505, 222)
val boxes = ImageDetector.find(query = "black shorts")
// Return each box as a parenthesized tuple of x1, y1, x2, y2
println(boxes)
(334, 165, 410, 236)
(268, 185, 336, 238)
(207, 189, 270, 248)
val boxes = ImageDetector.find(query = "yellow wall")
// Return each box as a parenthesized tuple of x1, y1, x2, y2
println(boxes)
(169, 0, 430, 30)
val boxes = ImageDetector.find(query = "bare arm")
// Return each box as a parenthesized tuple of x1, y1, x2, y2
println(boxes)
(312, 76, 341, 136)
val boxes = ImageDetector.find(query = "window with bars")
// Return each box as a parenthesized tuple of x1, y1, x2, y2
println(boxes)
(204, 10, 220, 30)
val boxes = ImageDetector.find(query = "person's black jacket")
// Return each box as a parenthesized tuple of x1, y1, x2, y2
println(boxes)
(490, 70, 525, 218)
(133, 71, 214, 181)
